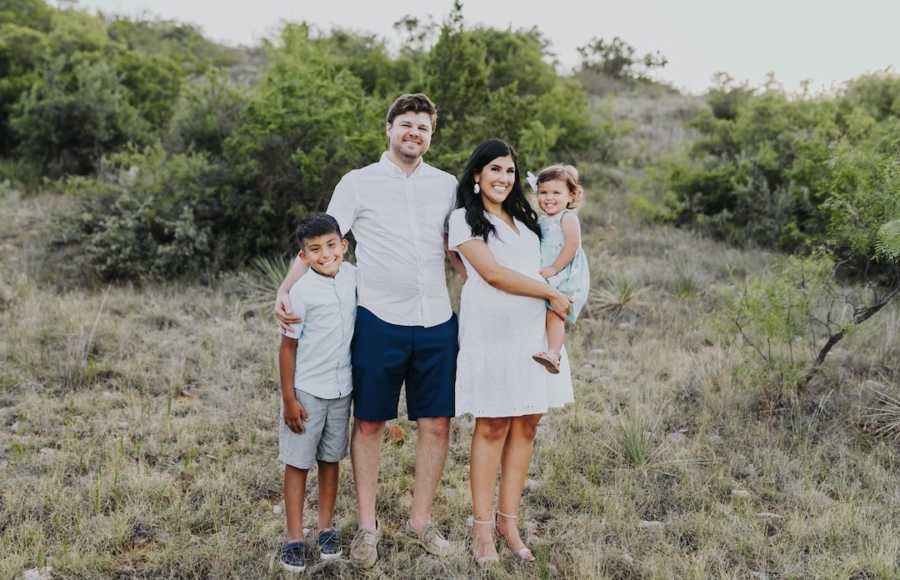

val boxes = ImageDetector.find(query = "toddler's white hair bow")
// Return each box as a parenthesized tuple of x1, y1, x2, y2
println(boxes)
(526, 171, 538, 193)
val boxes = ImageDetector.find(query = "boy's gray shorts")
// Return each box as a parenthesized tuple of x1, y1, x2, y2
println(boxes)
(279, 390, 351, 470)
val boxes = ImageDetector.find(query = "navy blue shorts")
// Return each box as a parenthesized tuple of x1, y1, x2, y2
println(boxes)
(351, 307, 457, 421)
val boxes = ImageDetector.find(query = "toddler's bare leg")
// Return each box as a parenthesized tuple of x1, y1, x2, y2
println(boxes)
(546, 310, 565, 354)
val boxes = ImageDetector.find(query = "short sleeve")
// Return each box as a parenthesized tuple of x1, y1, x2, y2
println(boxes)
(281, 286, 308, 340)
(442, 176, 458, 237)
(447, 209, 477, 251)
(326, 173, 357, 236)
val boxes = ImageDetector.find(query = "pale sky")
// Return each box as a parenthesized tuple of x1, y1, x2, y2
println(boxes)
(73, 0, 898, 94)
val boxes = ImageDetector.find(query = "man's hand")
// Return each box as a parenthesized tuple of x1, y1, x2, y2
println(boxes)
(548, 290, 573, 321)
(275, 288, 302, 333)
(283, 397, 308, 433)
(539, 266, 557, 279)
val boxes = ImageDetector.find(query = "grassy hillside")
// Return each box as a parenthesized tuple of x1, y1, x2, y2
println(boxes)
(1, 87, 899, 579)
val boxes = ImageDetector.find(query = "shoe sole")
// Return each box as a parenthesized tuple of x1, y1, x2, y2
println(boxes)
(280, 562, 306, 573)
(320, 549, 343, 560)
(531, 354, 560, 374)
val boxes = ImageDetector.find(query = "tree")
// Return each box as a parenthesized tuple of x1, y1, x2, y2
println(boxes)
(577, 36, 667, 80)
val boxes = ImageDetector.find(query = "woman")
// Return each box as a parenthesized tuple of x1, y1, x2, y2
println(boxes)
(447, 139, 574, 565)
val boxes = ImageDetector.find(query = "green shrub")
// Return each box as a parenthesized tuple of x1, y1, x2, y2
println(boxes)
(116, 51, 184, 129)
(56, 145, 221, 281)
(652, 73, 900, 265)
(12, 56, 151, 176)
(106, 16, 241, 74)
(166, 70, 248, 158)
(0, 23, 49, 153)
(220, 23, 385, 257)
(722, 254, 841, 398)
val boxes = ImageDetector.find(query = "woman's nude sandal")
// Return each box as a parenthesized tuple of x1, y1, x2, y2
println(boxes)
(470, 518, 499, 566)
(496, 511, 536, 562)
(532, 351, 561, 374)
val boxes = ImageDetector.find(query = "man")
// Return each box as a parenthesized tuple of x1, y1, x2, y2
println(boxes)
(274, 93, 463, 568)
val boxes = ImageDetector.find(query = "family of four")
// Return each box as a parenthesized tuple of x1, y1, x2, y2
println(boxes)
(272, 93, 590, 572)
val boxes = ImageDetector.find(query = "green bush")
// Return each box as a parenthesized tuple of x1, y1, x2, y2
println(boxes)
(9, 2, 611, 280)
(220, 23, 386, 257)
(651, 73, 900, 264)
(12, 57, 151, 176)
(56, 145, 221, 281)
(166, 70, 248, 157)
(116, 51, 184, 129)
(0, 23, 49, 152)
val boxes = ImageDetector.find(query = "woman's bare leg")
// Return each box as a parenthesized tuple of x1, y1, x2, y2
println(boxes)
(497, 413, 542, 555)
(469, 417, 511, 562)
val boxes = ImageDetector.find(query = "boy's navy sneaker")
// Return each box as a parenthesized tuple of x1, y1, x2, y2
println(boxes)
(318, 527, 342, 560)
(280, 541, 306, 573)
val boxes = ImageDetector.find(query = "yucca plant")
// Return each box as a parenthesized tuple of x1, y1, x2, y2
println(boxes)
(863, 385, 900, 441)
(591, 275, 649, 317)
(237, 255, 293, 313)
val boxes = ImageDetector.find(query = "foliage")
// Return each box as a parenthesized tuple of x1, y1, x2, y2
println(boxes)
(4, 0, 609, 279)
(105, 16, 241, 74)
(12, 57, 151, 176)
(220, 23, 386, 258)
(56, 145, 221, 280)
(236, 255, 294, 313)
(724, 255, 838, 395)
(649, 72, 900, 268)
(0, 23, 49, 152)
(0, 0, 53, 31)
(424, 1, 600, 171)
(577, 36, 668, 81)
(166, 69, 249, 157)
(724, 251, 900, 397)
(116, 51, 184, 129)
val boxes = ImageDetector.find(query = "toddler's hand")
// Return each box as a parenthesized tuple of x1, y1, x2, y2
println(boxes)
(283, 398, 308, 433)
(539, 266, 557, 279)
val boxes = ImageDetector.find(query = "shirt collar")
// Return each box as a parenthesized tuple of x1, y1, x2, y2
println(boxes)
(380, 151, 427, 178)
(309, 265, 338, 281)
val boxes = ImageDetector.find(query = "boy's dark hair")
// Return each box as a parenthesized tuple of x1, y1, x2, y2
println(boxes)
(385, 93, 437, 129)
(295, 213, 342, 249)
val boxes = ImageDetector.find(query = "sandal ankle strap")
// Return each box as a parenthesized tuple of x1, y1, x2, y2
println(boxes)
(496, 511, 518, 520)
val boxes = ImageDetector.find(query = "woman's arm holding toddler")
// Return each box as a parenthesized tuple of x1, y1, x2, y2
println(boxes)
(456, 240, 570, 319)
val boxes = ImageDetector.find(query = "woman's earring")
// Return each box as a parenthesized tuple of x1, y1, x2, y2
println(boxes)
(473, 183, 480, 194)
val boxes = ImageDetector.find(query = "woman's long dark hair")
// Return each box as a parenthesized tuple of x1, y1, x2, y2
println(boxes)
(455, 139, 541, 242)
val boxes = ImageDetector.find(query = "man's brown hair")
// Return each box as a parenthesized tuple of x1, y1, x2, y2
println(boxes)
(385, 93, 438, 129)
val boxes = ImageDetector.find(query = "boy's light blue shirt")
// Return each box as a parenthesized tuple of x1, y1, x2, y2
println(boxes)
(283, 262, 357, 399)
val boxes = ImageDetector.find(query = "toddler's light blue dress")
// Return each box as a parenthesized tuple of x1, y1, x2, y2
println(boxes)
(539, 211, 590, 324)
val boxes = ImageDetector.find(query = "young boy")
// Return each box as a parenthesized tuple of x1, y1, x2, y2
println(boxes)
(278, 213, 356, 572)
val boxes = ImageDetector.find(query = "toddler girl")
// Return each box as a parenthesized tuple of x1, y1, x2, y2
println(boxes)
(531, 165, 590, 373)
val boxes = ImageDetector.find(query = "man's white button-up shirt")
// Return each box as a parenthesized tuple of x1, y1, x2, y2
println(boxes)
(284, 263, 356, 399)
(326, 152, 457, 328)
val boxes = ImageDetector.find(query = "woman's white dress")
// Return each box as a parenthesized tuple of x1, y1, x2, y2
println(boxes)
(447, 208, 574, 418)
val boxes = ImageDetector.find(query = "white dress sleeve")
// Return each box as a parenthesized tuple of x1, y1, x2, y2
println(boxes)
(447, 209, 478, 251)
(326, 173, 357, 236)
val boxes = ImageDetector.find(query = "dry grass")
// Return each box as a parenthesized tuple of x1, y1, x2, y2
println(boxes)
(3, 99, 900, 578)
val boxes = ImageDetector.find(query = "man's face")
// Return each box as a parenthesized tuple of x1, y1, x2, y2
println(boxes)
(386, 111, 433, 162)
(299, 232, 347, 277)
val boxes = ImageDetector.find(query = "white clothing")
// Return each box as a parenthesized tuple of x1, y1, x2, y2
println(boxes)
(447, 208, 574, 417)
(283, 263, 357, 399)
(326, 152, 457, 328)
